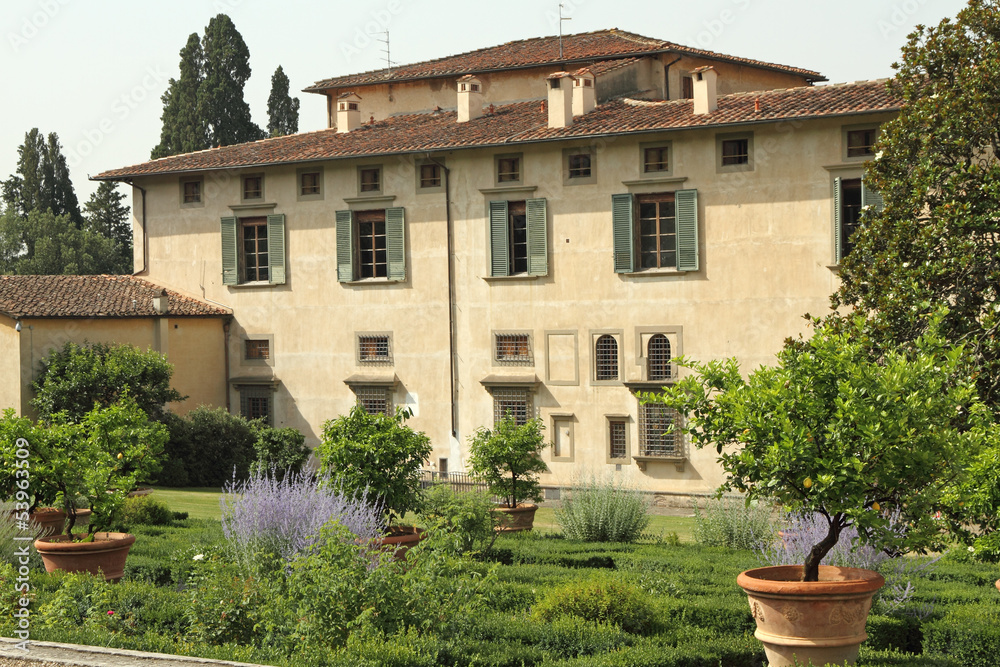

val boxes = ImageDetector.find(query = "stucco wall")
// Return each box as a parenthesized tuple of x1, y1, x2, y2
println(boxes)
(129, 108, 890, 494)
(0, 319, 22, 414)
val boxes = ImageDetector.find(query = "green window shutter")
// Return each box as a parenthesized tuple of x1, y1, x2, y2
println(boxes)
(335, 210, 354, 283)
(489, 200, 509, 277)
(385, 207, 406, 281)
(834, 177, 844, 264)
(221, 216, 238, 285)
(267, 213, 286, 285)
(675, 189, 699, 271)
(861, 179, 884, 214)
(611, 193, 634, 273)
(526, 198, 548, 276)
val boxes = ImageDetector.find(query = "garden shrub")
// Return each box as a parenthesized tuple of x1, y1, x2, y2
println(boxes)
(419, 482, 497, 554)
(161, 407, 255, 486)
(866, 613, 924, 654)
(657, 594, 755, 636)
(111, 495, 175, 530)
(324, 627, 440, 667)
(532, 573, 657, 635)
(923, 603, 1000, 667)
(692, 495, 774, 550)
(247, 421, 310, 478)
(555, 473, 650, 543)
(184, 555, 272, 647)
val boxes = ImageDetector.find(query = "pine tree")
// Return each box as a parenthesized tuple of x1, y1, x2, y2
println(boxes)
(267, 65, 300, 137)
(2, 129, 82, 226)
(152, 33, 209, 159)
(198, 14, 263, 147)
(84, 181, 132, 274)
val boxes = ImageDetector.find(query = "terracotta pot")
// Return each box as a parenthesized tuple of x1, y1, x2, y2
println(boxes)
(377, 526, 425, 561)
(34, 532, 136, 582)
(737, 565, 885, 667)
(492, 503, 538, 532)
(26, 508, 66, 536)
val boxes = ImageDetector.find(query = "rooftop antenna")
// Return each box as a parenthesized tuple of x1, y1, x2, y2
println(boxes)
(377, 31, 395, 75)
(558, 3, 572, 60)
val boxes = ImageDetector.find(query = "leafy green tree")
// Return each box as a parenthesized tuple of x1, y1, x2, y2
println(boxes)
(83, 181, 132, 274)
(266, 65, 299, 137)
(31, 341, 185, 422)
(198, 14, 263, 147)
(2, 129, 82, 226)
(468, 417, 548, 509)
(0, 208, 120, 275)
(834, 0, 1000, 408)
(152, 33, 209, 159)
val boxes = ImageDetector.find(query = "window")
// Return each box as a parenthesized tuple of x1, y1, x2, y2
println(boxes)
(359, 166, 381, 193)
(301, 172, 320, 196)
(438, 458, 449, 474)
(568, 153, 591, 178)
(419, 163, 441, 188)
(242, 175, 263, 200)
(594, 334, 619, 381)
(492, 387, 531, 425)
(834, 176, 884, 263)
(181, 179, 202, 205)
(335, 208, 406, 282)
(638, 401, 679, 457)
(245, 339, 270, 360)
(354, 385, 392, 416)
(846, 128, 877, 158)
(488, 198, 547, 277)
(495, 333, 532, 365)
(563, 148, 595, 185)
(609, 419, 628, 461)
(681, 76, 694, 99)
(496, 155, 521, 184)
(358, 334, 391, 363)
(647, 334, 672, 381)
(612, 190, 698, 273)
(717, 133, 754, 172)
(238, 385, 273, 425)
(221, 215, 286, 286)
(644, 147, 670, 173)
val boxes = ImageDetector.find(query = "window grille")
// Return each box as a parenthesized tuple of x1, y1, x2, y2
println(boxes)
(358, 335, 391, 362)
(495, 333, 531, 364)
(638, 402, 678, 457)
(492, 387, 530, 425)
(595, 334, 619, 381)
(245, 339, 270, 360)
(609, 420, 627, 460)
(355, 386, 392, 416)
(238, 386, 272, 425)
(647, 334, 672, 381)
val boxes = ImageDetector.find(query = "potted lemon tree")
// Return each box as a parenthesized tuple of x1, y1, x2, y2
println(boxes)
(468, 416, 547, 532)
(650, 313, 996, 667)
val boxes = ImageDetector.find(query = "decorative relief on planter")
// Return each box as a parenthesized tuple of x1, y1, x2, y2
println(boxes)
(830, 600, 868, 625)
(750, 601, 765, 623)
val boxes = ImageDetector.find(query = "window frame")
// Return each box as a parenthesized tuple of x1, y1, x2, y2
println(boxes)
(549, 414, 575, 462)
(416, 160, 445, 193)
(221, 214, 287, 286)
(640, 141, 672, 177)
(606, 416, 630, 464)
(493, 331, 533, 366)
(494, 153, 523, 186)
(563, 147, 595, 185)
(488, 198, 547, 278)
(716, 132, 754, 173)
(842, 124, 880, 161)
(612, 190, 699, 274)
(633, 326, 683, 382)
(591, 330, 622, 385)
(180, 177, 204, 208)
(296, 166, 324, 201)
(239, 216, 270, 284)
(637, 398, 681, 459)
(833, 175, 883, 264)
(353, 385, 394, 416)
(491, 386, 532, 426)
(357, 165, 383, 195)
(241, 333, 275, 367)
(236, 384, 274, 426)
(241, 173, 265, 202)
(335, 207, 407, 283)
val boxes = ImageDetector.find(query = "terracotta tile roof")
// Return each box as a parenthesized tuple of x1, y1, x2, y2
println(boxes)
(0, 275, 230, 319)
(95, 80, 896, 180)
(304, 29, 825, 92)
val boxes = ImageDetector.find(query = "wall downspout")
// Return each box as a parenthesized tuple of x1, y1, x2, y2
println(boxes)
(429, 156, 458, 438)
(663, 56, 682, 100)
(127, 179, 148, 275)
(223, 318, 232, 412)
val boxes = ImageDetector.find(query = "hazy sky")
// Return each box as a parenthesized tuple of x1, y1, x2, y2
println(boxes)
(0, 0, 968, 206)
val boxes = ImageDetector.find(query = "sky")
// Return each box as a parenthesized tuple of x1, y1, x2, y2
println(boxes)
(0, 0, 969, 207)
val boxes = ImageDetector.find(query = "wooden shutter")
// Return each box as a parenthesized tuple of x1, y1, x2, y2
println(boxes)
(335, 209, 354, 283)
(267, 214, 286, 285)
(861, 179, 884, 214)
(526, 198, 547, 276)
(489, 200, 509, 277)
(675, 189, 699, 271)
(611, 193, 634, 273)
(385, 207, 406, 281)
(221, 216, 238, 285)
(834, 177, 844, 263)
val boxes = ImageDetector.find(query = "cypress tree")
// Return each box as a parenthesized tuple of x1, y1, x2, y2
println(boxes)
(198, 14, 263, 146)
(267, 65, 300, 137)
(84, 181, 132, 274)
(1, 129, 82, 226)
(152, 33, 208, 159)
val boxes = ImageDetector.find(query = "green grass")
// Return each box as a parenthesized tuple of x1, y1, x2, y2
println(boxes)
(150, 487, 223, 520)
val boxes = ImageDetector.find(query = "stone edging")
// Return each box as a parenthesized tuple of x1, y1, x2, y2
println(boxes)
(0, 638, 272, 667)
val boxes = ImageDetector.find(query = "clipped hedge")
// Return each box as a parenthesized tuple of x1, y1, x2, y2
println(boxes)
(923, 604, 1000, 667)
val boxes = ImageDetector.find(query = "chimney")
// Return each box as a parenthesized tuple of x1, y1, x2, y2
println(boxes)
(152, 289, 169, 315)
(547, 71, 573, 128)
(691, 66, 718, 115)
(336, 92, 362, 133)
(572, 69, 596, 116)
(456, 75, 483, 123)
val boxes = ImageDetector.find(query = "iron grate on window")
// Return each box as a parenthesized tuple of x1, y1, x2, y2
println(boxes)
(493, 387, 530, 425)
(355, 386, 392, 416)
(239, 385, 272, 425)
(595, 335, 619, 380)
(609, 420, 627, 460)
(358, 335, 391, 362)
(638, 402, 678, 457)
(495, 333, 531, 364)
(647, 334, 672, 381)
(245, 339, 270, 360)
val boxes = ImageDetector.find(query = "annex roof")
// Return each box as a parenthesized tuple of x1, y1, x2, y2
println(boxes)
(304, 29, 825, 92)
(0, 275, 230, 319)
(95, 79, 896, 181)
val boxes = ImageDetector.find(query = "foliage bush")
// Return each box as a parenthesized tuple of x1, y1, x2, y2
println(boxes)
(418, 482, 498, 554)
(317, 405, 432, 524)
(923, 604, 1000, 667)
(31, 341, 184, 422)
(691, 495, 774, 551)
(110, 495, 175, 531)
(556, 473, 650, 543)
(532, 574, 658, 635)
(468, 416, 547, 508)
(247, 421, 310, 478)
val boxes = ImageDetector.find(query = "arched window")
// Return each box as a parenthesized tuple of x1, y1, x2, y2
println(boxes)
(647, 334, 672, 380)
(595, 334, 619, 381)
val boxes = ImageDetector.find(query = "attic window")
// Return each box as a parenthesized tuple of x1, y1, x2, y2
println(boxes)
(471, 83, 480, 92)
(550, 78, 561, 89)
(576, 78, 593, 88)
(348, 102, 359, 111)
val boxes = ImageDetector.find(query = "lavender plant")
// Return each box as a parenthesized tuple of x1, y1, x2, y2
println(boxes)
(220, 468, 384, 570)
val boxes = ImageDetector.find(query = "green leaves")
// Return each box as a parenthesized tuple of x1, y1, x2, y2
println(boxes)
(468, 417, 548, 509)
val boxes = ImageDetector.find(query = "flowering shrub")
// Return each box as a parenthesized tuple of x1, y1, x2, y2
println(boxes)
(220, 468, 384, 568)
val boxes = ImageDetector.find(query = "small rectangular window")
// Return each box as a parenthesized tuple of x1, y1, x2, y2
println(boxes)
(438, 458, 449, 474)
(238, 385, 273, 425)
(492, 387, 530, 425)
(609, 420, 628, 460)
(495, 333, 531, 364)
(839, 178, 863, 258)
(681, 76, 694, 100)
(183, 180, 202, 204)
(497, 157, 520, 183)
(300, 171, 321, 196)
(358, 334, 391, 362)
(420, 163, 441, 188)
(243, 175, 263, 200)
(644, 147, 670, 173)
(245, 339, 270, 360)
(721, 139, 749, 166)
(638, 401, 679, 457)
(847, 129, 877, 158)
(568, 153, 591, 178)
(360, 167, 381, 193)
(355, 386, 392, 416)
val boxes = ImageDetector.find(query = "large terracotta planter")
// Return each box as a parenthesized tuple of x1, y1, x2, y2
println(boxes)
(377, 526, 425, 561)
(737, 565, 885, 667)
(34, 532, 136, 582)
(492, 503, 538, 532)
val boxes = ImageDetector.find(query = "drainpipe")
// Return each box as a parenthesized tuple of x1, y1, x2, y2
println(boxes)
(663, 56, 682, 100)
(223, 318, 232, 412)
(126, 179, 148, 275)
(427, 155, 458, 438)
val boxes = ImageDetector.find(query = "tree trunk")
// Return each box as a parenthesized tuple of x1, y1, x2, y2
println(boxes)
(802, 516, 844, 582)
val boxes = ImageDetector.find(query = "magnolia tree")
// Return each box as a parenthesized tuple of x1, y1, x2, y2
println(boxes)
(650, 313, 997, 582)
